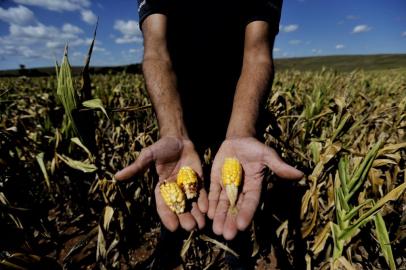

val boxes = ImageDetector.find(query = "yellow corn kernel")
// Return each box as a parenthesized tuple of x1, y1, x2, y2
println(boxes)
(222, 157, 242, 208)
(159, 181, 185, 214)
(177, 166, 198, 199)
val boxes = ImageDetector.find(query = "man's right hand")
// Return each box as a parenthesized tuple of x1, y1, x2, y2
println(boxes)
(115, 136, 208, 232)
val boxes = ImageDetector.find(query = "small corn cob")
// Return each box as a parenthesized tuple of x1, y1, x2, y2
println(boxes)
(222, 157, 242, 208)
(177, 166, 198, 199)
(159, 181, 185, 214)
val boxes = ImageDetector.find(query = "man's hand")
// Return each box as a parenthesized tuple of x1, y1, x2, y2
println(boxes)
(115, 136, 208, 232)
(208, 137, 303, 240)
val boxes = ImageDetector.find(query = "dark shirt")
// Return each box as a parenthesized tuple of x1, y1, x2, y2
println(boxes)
(137, 0, 282, 151)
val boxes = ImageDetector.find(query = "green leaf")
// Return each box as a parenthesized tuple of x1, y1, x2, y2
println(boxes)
(57, 45, 79, 136)
(331, 222, 344, 259)
(82, 98, 109, 119)
(337, 188, 349, 212)
(57, 153, 97, 173)
(331, 112, 352, 142)
(343, 199, 373, 222)
(374, 213, 395, 270)
(347, 140, 384, 199)
(338, 157, 349, 195)
(339, 182, 406, 241)
(310, 141, 321, 164)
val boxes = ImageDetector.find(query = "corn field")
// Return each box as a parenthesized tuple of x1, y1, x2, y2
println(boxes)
(0, 46, 405, 269)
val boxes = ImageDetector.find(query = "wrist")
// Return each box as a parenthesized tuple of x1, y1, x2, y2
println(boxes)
(157, 112, 189, 139)
(159, 126, 189, 139)
(159, 122, 189, 140)
(226, 122, 256, 139)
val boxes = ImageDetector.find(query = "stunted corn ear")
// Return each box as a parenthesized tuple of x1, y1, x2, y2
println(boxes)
(159, 181, 185, 214)
(177, 166, 198, 199)
(222, 157, 242, 208)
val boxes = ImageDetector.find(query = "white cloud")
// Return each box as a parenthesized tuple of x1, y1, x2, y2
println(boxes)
(13, 0, 90, 12)
(69, 38, 93, 47)
(0, 5, 35, 25)
(335, 44, 345, 49)
(114, 20, 142, 44)
(10, 23, 56, 40)
(94, 46, 105, 52)
(116, 36, 143, 44)
(352, 24, 371, 33)
(1, 22, 91, 61)
(273, 48, 281, 53)
(129, 48, 143, 54)
(282, 24, 299, 33)
(62, 23, 83, 35)
(46, 41, 64, 49)
(9, 23, 82, 41)
(114, 20, 141, 37)
(401, 31, 406, 37)
(312, 49, 322, 54)
(81, 9, 97, 24)
(289, 39, 302, 45)
(18, 46, 40, 58)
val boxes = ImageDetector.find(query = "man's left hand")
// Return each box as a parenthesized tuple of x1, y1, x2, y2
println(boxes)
(207, 137, 303, 240)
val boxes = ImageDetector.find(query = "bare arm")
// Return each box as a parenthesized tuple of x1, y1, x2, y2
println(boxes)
(142, 14, 188, 138)
(208, 21, 303, 240)
(226, 21, 274, 138)
(115, 14, 208, 232)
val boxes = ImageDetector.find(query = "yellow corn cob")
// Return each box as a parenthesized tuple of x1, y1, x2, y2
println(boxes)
(177, 166, 198, 199)
(159, 181, 185, 214)
(222, 157, 242, 208)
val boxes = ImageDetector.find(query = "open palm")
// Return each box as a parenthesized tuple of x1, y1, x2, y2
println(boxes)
(208, 137, 303, 240)
(115, 136, 208, 231)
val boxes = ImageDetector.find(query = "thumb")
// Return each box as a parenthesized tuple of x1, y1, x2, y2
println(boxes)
(115, 148, 154, 181)
(263, 147, 303, 180)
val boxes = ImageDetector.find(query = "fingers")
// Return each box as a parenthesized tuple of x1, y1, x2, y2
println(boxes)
(191, 202, 205, 229)
(155, 182, 205, 232)
(154, 184, 198, 231)
(212, 190, 229, 235)
(198, 188, 208, 214)
(208, 161, 222, 219)
(264, 147, 304, 180)
(223, 211, 238, 240)
(115, 148, 154, 181)
(208, 181, 221, 219)
(178, 212, 196, 231)
(236, 180, 261, 231)
(154, 185, 179, 232)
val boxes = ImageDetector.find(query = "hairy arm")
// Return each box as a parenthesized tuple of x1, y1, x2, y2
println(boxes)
(142, 14, 188, 138)
(208, 21, 303, 240)
(115, 15, 208, 231)
(226, 21, 275, 138)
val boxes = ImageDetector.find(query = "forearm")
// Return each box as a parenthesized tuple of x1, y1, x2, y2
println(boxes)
(226, 46, 274, 138)
(141, 14, 188, 139)
(143, 57, 188, 138)
(226, 21, 275, 138)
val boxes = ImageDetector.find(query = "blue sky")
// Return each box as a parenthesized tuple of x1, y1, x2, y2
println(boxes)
(0, 0, 405, 70)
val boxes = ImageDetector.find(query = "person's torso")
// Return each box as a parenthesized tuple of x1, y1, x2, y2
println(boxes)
(165, 0, 247, 146)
